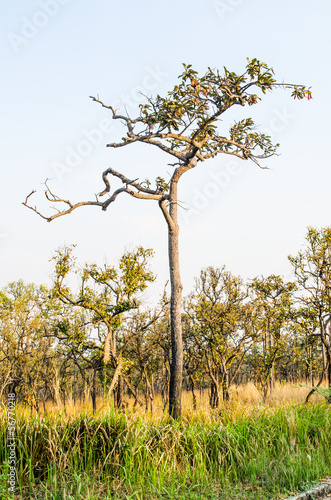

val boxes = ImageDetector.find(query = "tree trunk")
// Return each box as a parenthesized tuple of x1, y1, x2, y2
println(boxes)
(262, 382, 268, 404)
(167, 184, 183, 419)
(309, 346, 314, 387)
(159, 160, 197, 419)
(53, 369, 61, 408)
(322, 343, 327, 382)
(130, 374, 143, 407)
(83, 378, 89, 406)
(73, 372, 76, 406)
(327, 347, 331, 391)
(116, 374, 123, 409)
(221, 359, 230, 401)
(144, 372, 149, 412)
(210, 380, 220, 408)
(222, 378, 230, 402)
(189, 374, 197, 410)
(268, 331, 275, 393)
(61, 386, 67, 415)
(91, 367, 97, 415)
(205, 355, 220, 408)
(103, 325, 116, 365)
(150, 373, 154, 414)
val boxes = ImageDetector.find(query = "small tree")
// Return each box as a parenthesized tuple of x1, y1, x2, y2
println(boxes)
(187, 266, 250, 407)
(289, 227, 331, 394)
(121, 309, 166, 414)
(249, 275, 296, 400)
(24, 58, 311, 418)
(51, 245, 154, 410)
(0, 281, 54, 410)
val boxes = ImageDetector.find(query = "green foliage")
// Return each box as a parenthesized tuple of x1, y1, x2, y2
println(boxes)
(0, 281, 56, 409)
(289, 227, 331, 294)
(250, 275, 296, 337)
(185, 266, 250, 406)
(155, 176, 170, 193)
(248, 276, 297, 396)
(51, 245, 155, 330)
(288, 226, 331, 391)
(49, 245, 155, 378)
(136, 59, 311, 166)
(189, 266, 246, 346)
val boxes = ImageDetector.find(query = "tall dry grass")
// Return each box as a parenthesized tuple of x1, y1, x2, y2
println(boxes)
(37, 381, 327, 421)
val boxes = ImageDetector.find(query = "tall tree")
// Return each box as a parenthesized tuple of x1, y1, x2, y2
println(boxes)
(24, 59, 311, 418)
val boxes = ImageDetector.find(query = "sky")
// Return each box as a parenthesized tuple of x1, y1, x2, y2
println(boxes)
(1, 0, 330, 305)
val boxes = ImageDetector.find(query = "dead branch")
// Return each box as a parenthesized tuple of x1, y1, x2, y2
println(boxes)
(23, 167, 167, 222)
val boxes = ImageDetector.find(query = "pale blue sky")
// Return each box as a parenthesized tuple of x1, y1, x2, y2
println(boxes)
(1, 0, 330, 303)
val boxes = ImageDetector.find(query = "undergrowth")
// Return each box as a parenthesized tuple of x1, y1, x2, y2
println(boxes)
(0, 402, 330, 499)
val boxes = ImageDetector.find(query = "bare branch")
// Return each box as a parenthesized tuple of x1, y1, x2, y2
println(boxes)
(107, 135, 187, 161)
(106, 137, 140, 148)
(23, 167, 166, 222)
(89, 96, 141, 133)
(99, 167, 161, 197)
(23, 190, 50, 221)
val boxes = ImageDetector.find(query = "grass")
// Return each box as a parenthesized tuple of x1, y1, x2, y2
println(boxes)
(0, 383, 330, 500)
(37, 381, 327, 421)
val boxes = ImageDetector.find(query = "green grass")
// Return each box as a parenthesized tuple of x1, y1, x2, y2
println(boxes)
(0, 403, 330, 499)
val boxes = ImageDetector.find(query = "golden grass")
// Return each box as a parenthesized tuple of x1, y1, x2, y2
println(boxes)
(30, 380, 327, 422)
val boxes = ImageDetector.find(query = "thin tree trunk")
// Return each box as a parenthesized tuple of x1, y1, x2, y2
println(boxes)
(73, 372, 76, 406)
(62, 387, 67, 415)
(268, 330, 275, 393)
(159, 160, 197, 419)
(189, 374, 197, 410)
(205, 355, 220, 408)
(150, 373, 154, 415)
(166, 184, 183, 419)
(107, 360, 122, 397)
(209, 377, 220, 408)
(53, 369, 61, 408)
(42, 385, 47, 413)
(104, 325, 116, 364)
(91, 368, 97, 415)
(116, 374, 123, 409)
(309, 346, 314, 387)
(144, 372, 149, 412)
(322, 343, 327, 382)
(86, 381, 91, 405)
(327, 348, 331, 391)
(127, 373, 143, 407)
(222, 377, 230, 401)
(221, 359, 230, 401)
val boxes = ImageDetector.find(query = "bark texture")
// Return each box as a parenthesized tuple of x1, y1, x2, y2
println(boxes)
(167, 181, 183, 419)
